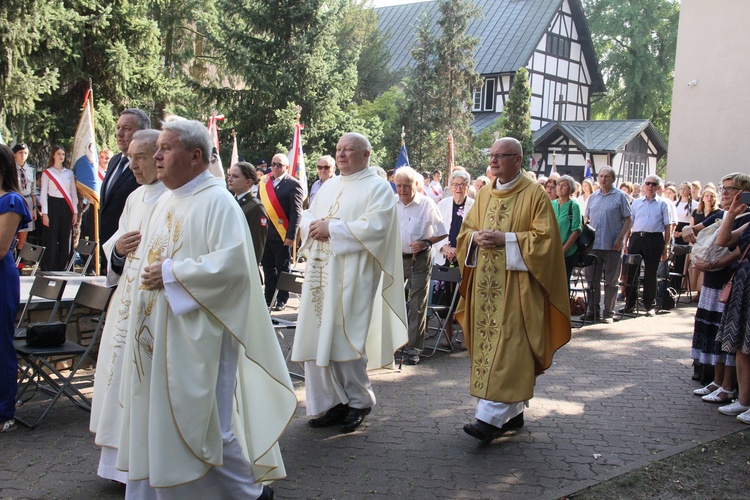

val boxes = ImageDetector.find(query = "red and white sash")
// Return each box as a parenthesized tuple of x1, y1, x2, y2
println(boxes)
(43, 169, 75, 214)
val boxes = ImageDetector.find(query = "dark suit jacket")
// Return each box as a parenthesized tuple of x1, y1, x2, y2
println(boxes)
(262, 175, 304, 242)
(238, 193, 269, 263)
(99, 153, 140, 257)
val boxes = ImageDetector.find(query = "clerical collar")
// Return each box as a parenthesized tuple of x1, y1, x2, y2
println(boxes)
(493, 170, 523, 192)
(171, 170, 212, 198)
(339, 167, 371, 182)
(142, 182, 166, 204)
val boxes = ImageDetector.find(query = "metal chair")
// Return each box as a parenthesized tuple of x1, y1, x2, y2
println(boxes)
(422, 266, 462, 358)
(668, 244, 693, 304)
(15, 276, 67, 339)
(570, 253, 598, 328)
(269, 271, 305, 380)
(14, 282, 114, 428)
(618, 253, 643, 319)
(15, 243, 46, 276)
(42, 239, 97, 277)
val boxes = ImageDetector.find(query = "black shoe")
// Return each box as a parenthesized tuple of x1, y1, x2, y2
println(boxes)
(463, 413, 524, 443)
(257, 485, 274, 499)
(340, 407, 371, 433)
(308, 403, 350, 428)
(273, 302, 286, 311)
(618, 306, 635, 314)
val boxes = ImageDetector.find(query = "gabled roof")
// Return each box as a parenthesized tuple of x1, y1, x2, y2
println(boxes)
(533, 120, 668, 157)
(376, 0, 604, 92)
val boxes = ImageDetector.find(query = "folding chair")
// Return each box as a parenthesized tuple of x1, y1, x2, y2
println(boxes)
(15, 243, 46, 276)
(422, 266, 462, 358)
(618, 253, 643, 319)
(269, 271, 305, 380)
(15, 276, 67, 339)
(42, 239, 97, 277)
(668, 244, 693, 304)
(570, 253, 598, 328)
(14, 282, 114, 428)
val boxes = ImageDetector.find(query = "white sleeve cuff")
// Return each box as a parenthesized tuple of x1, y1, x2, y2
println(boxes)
(504, 233, 529, 271)
(162, 258, 201, 316)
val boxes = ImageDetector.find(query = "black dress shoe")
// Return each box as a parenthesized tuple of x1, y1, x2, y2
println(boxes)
(308, 403, 350, 428)
(463, 413, 524, 443)
(340, 407, 371, 433)
(257, 485, 274, 499)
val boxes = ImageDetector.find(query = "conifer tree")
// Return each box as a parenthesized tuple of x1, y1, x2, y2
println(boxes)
(500, 68, 534, 169)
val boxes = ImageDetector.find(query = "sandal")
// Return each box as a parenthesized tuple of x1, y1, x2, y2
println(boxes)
(1, 419, 16, 433)
(702, 387, 737, 404)
(693, 382, 720, 396)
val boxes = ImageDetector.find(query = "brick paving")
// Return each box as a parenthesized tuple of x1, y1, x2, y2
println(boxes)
(2, 302, 746, 499)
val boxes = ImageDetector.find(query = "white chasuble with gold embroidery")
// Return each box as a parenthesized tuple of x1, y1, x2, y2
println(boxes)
(114, 176, 296, 487)
(291, 168, 407, 369)
(91, 182, 167, 446)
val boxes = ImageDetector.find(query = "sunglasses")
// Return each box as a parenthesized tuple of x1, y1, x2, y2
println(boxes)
(644, 181, 659, 187)
(317, 165, 331, 170)
(270, 162, 285, 168)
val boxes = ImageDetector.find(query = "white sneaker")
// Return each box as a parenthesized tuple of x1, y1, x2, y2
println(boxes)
(1, 419, 16, 433)
(718, 400, 750, 416)
(737, 409, 750, 425)
(645, 309, 656, 317)
(693, 382, 720, 396)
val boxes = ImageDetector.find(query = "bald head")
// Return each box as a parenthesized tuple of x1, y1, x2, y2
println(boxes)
(489, 137, 523, 184)
(336, 132, 372, 176)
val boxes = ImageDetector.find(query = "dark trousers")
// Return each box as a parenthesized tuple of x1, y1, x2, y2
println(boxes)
(261, 238, 292, 305)
(41, 197, 73, 271)
(564, 251, 579, 292)
(625, 232, 665, 310)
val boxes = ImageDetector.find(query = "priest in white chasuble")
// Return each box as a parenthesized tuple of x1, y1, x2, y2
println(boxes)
(456, 137, 571, 444)
(89, 129, 168, 484)
(113, 119, 296, 500)
(292, 132, 407, 434)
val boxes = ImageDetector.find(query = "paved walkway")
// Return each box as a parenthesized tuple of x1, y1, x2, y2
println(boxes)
(2, 302, 746, 499)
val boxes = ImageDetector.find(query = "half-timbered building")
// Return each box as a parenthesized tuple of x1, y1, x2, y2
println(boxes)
(376, 0, 605, 133)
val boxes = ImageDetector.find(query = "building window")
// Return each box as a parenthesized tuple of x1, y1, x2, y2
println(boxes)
(483, 79, 495, 111)
(472, 86, 482, 111)
(546, 33, 571, 59)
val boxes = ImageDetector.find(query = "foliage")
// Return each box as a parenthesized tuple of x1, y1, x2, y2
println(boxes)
(349, 85, 406, 168)
(498, 68, 533, 169)
(584, 0, 679, 137)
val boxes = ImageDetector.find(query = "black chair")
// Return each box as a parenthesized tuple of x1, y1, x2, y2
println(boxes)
(269, 271, 305, 380)
(570, 253, 598, 328)
(14, 282, 114, 428)
(668, 244, 693, 304)
(15, 276, 67, 339)
(15, 243, 46, 276)
(422, 266, 462, 357)
(42, 239, 98, 277)
(618, 253, 643, 319)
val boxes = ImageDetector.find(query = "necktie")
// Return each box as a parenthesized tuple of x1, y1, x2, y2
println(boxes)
(106, 156, 129, 193)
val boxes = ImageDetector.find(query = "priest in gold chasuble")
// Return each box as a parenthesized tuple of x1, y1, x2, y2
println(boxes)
(457, 137, 571, 443)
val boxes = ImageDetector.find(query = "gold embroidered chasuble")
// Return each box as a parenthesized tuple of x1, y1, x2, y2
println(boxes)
(456, 173, 571, 403)
(90, 182, 168, 445)
(114, 176, 296, 487)
(291, 168, 407, 369)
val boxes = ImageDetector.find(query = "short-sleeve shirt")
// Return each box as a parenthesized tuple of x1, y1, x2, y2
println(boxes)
(630, 195, 672, 233)
(553, 198, 582, 257)
(585, 187, 632, 251)
(396, 192, 448, 254)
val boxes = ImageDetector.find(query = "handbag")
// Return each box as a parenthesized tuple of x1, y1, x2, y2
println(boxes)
(718, 242, 750, 304)
(567, 203, 596, 255)
(25, 321, 67, 348)
(692, 212, 749, 269)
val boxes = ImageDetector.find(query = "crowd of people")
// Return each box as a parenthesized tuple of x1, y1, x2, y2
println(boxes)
(3, 113, 750, 499)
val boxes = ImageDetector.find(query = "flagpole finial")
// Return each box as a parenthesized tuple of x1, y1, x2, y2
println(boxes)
(401, 126, 405, 146)
(449, 129, 453, 137)
(295, 105, 302, 123)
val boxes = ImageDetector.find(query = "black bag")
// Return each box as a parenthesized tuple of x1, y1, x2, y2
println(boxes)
(660, 287, 677, 311)
(567, 204, 596, 256)
(25, 322, 67, 348)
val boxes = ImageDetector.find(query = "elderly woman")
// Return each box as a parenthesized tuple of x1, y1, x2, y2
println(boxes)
(545, 177, 558, 201)
(552, 175, 581, 287)
(433, 170, 474, 347)
(683, 174, 750, 405)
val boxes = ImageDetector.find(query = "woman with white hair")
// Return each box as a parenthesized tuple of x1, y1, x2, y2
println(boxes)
(433, 170, 474, 347)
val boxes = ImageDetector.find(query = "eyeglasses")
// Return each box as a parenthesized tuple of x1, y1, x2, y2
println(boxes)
(489, 153, 519, 161)
(719, 186, 740, 194)
(450, 183, 467, 189)
(317, 165, 331, 170)
(644, 181, 659, 187)
(270, 162, 285, 168)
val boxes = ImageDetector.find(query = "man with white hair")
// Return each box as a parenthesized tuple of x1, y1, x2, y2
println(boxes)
(292, 132, 407, 433)
(103, 119, 295, 499)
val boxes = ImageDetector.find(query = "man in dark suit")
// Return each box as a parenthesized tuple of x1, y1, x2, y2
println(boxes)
(99, 108, 151, 271)
(227, 161, 268, 263)
(259, 153, 303, 310)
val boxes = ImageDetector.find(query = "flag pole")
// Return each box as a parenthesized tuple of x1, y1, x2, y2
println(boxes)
(446, 129, 454, 189)
(292, 106, 303, 267)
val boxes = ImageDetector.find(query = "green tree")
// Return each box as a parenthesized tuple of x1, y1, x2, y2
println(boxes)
(584, 0, 679, 135)
(499, 67, 533, 169)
